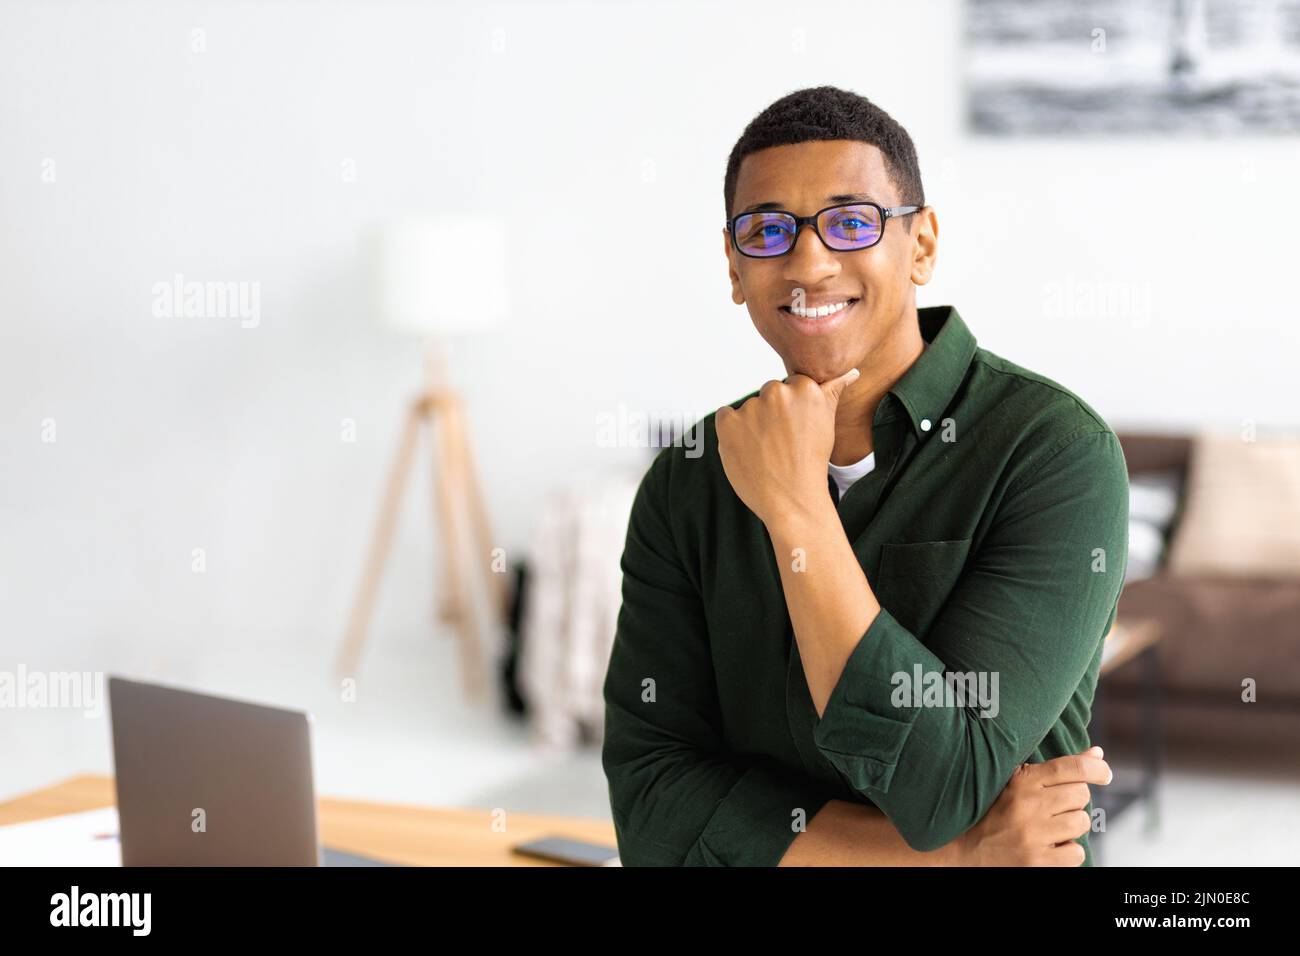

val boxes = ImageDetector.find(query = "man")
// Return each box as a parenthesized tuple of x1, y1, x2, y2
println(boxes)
(601, 86, 1128, 866)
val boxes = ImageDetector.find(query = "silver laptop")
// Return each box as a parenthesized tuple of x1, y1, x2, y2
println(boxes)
(108, 675, 391, 866)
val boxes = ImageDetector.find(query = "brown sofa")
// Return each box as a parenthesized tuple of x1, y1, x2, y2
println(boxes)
(1106, 433, 1300, 749)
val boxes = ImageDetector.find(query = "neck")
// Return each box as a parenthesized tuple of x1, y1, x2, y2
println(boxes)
(829, 307, 926, 466)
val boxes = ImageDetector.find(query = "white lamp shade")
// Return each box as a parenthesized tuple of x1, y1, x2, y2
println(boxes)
(371, 217, 509, 336)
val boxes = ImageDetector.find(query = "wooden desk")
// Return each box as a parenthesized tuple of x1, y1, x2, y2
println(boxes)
(1100, 616, 1161, 676)
(0, 775, 618, 867)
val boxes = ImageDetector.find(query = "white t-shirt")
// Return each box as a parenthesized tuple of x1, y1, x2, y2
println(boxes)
(828, 450, 876, 500)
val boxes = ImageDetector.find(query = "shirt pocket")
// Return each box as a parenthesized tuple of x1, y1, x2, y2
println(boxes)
(875, 538, 973, 638)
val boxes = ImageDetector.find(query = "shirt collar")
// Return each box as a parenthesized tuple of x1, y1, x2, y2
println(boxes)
(885, 305, 978, 438)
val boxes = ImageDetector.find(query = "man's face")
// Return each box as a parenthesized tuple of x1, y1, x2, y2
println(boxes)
(724, 139, 933, 383)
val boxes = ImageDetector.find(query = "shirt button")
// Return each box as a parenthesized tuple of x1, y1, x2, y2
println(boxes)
(920, 418, 932, 431)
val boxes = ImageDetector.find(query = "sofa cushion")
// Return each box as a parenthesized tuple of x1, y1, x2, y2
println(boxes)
(1166, 431, 1300, 579)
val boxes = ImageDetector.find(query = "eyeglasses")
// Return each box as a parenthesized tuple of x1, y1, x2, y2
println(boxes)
(725, 201, 920, 258)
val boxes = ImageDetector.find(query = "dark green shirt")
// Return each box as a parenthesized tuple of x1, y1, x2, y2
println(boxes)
(601, 305, 1129, 866)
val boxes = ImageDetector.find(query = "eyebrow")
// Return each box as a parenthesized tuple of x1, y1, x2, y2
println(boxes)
(738, 192, 881, 215)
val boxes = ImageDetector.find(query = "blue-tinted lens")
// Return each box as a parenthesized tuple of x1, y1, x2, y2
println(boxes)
(821, 204, 883, 249)
(732, 213, 796, 257)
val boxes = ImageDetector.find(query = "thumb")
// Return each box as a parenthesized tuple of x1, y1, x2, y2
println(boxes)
(821, 366, 860, 405)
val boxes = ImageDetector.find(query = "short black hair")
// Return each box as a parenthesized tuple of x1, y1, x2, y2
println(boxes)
(723, 85, 924, 220)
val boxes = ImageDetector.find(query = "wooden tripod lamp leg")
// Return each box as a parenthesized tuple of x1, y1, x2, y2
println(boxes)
(432, 395, 488, 701)
(447, 397, 509, 621)
(334, 360, 504, 704)
(336, 402, 423, 679)
(430, 397, 467, 627)
(441, 395, 508, 702)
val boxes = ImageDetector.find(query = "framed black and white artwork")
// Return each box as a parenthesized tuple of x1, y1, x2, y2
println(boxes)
(967, 0, 1300, 133)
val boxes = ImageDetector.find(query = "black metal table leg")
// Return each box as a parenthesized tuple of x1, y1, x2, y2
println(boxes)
(1142, 644, 1162, 833)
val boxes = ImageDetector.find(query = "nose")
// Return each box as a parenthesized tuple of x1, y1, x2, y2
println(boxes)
(782, 221, 840, 285)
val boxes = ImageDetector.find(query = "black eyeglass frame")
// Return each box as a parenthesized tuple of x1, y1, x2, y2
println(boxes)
(724, 201, 922, 258)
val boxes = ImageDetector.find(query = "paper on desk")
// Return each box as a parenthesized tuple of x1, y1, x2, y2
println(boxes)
(0, 806, 122, 866)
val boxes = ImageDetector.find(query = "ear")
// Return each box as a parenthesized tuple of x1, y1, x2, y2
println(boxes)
(723, 227, 744, 304)
(909, 206, 939, 286)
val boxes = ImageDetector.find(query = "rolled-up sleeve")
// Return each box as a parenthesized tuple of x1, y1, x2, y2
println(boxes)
(602, 450, 832, 866)
(812, 428, 1130, 852)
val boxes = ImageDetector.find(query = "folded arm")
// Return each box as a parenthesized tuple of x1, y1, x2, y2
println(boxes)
(767, 429, 1129, 852)
(602, 450, 966, 865)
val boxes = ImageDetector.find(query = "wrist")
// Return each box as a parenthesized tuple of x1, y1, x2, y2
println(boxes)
(764, 492, 839, 543)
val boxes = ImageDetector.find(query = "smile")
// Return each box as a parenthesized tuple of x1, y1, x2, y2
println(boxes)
(779, 297, 859, 333)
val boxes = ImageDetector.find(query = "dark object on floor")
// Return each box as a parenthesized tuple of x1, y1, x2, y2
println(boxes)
(500, 561, 530, 717)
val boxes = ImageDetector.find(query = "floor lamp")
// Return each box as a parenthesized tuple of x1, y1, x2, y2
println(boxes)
(336, 217, 510, 700)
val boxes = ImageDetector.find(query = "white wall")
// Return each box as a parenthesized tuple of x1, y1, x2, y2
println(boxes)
(3, 0, 1297, 677)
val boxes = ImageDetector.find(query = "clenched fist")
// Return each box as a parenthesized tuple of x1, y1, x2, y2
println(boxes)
(715, 367, 860, 528)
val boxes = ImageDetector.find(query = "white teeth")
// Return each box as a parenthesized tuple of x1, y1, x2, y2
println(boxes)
(789, 300, 850, 318)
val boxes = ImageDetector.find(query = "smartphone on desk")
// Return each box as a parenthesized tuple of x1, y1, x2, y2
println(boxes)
(512, 836, 621, 866)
